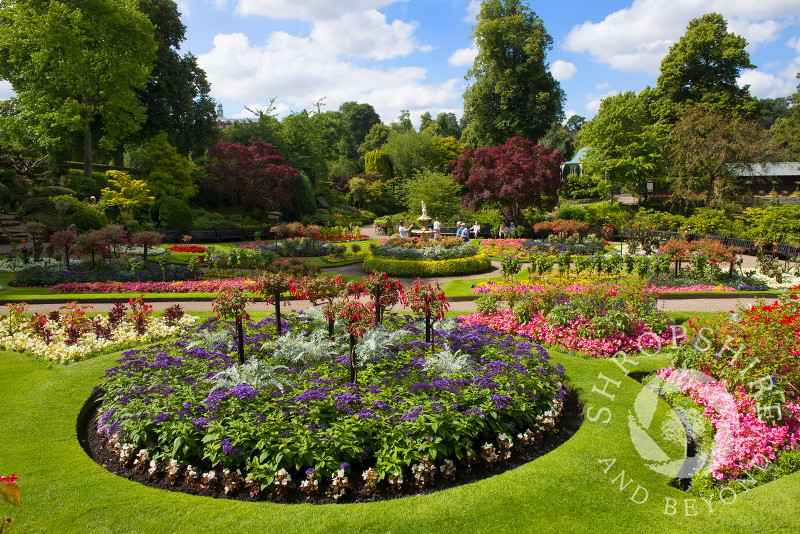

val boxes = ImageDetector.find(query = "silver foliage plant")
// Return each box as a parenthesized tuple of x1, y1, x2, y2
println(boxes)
(270, 329, 342, 364)
(357, 323, 406, 365)
(423, 344, 474, 377)
(186, 328, 235, 352)
(432, 318, 459, 333)
(210, 359, 293, 393)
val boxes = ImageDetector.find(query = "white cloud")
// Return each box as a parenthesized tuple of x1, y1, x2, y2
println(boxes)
(562, 110, 577, 124)
(448, 47, 477, 67)
(235, 0, 403, 21)
(311, 10, 421, 59)
(738, 70, 796, 98)
(564, 0, 800, 74)
(464, 0, 480, 23)
(595, 82, 611, 90)
(584, 90, 619, 114)
(0, 80, 14, 100)
(199, 32, 461, 122)
(177, 1, 191, 17)
(551, 60, 577, 81)
(789, 36, 800, 54)
(728, 18, 788, 48)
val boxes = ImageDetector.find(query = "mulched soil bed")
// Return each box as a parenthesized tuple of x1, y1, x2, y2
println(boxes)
(78, 389, 584, 505)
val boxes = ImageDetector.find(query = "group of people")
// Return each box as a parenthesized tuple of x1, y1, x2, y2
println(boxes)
(498, 221, 517, 239)
(398, 218, 483, 241)
(455, 221, 480, 241)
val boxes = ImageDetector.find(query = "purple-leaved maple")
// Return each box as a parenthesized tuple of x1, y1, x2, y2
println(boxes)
(450, 137, 564, 224)
(205, 138, 302, 212)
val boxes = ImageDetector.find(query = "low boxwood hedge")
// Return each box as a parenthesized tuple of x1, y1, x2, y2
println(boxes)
(363, 253, 491, 277)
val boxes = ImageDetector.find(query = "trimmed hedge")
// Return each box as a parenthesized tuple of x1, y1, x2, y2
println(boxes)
(363, 253, 491, 277)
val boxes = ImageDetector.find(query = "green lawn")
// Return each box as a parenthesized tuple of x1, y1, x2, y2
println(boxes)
(2, 317, 798, 533)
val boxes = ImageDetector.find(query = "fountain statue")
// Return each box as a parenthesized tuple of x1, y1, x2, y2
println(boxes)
(412, 201, 435, 241)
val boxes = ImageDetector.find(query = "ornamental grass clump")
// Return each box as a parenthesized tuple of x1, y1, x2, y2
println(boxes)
(94, 312, 567, 502)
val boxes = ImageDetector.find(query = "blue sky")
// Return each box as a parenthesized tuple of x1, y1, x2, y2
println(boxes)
(3, 0, 800, 129)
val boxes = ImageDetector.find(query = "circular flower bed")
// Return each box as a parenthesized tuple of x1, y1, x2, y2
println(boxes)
(92, 312, 569, 503)
(365, 237, 490, 277)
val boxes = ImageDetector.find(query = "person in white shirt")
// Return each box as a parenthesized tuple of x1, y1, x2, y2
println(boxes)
(433, 217, 441, 239)
(471, 221, 481, 239)
(398, 222, 412, 238)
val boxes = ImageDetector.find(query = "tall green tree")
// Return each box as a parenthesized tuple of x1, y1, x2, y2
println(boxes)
(770, 74, 800, 159)
(132, 0, 218, 158)
(578, 91, 663, 198)
(538, 123, 574, 161)
(338, 102, 381, 147)
(405, 170, 463, 221)
(667, 106, 786, 209)
(131, 131, 196, 199)
(435, 112, 462, 139)
(222, 101, 286, 150)
(655, 12, 756, 121)
(0, 0, 156, 177)
(359, 123, 391, 155)
(281, 110, 328, 184)
(462, 0, 564, 147)
(381, 130, 439, 181)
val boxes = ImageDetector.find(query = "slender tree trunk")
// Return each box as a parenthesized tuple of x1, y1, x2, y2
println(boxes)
(274, 287, 282, 336)
(83, 116, 93, 178)
(374, 284, 381, 324)
(425, 310, 431, 344)
(236, 315, 245, 364)
(349, 333, 358, 383)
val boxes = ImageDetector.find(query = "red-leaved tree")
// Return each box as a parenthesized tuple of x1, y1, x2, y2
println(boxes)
(205, 138, 302, 212)
(450, 137, 564, 224)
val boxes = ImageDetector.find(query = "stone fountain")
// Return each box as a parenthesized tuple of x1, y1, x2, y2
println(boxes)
(412, 201, 435, 241)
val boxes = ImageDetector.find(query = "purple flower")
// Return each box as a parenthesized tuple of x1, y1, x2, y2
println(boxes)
(153, 412, 171, 424)
(230, 384, 258, 400)
(400, 406, 424, 422)
(220, 437, 242, 457)
(491, 394, 514, 410)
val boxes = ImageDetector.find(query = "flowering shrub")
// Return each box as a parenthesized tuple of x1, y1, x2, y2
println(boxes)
(0, 302, 197, 363)
(674, 294, 800, 403)
(533, 219, 589, 237)
(94, 313, 566, 499)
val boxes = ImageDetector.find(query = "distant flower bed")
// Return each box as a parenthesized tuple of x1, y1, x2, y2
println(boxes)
(10, 262, 192, 287)
(50, 278, 260, 294)
(0, 300, 197, 364)
(520, 239, 606, 255)
(169, 245, 206, 253)
(372, 242, 477, 261)
(469, 274, 675, 358)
